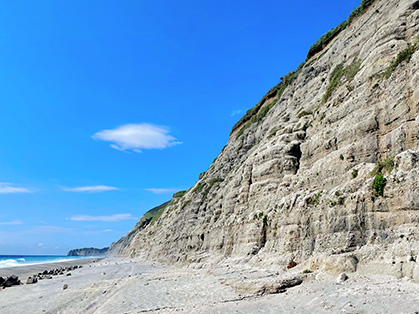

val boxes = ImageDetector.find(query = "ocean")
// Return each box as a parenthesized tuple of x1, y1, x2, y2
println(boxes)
(0, 255, 93, 268)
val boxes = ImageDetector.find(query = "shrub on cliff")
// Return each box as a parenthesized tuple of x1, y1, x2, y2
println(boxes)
(372, 173, 386, 196)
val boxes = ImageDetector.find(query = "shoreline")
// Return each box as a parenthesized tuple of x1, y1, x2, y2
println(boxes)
(0, 257, 418, 313)
(0, 257, 101, 281)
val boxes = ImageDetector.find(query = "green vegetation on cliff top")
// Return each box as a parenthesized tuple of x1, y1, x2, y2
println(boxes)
(232, 0, 373, 137)
(306, 0, 375, 60)
(125, 201, 171, 238)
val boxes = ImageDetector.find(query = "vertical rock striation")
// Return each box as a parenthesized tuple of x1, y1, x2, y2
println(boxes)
(110, 0, 419, 281)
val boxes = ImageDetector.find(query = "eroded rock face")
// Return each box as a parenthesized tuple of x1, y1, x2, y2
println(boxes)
(111, 0, 419, 281)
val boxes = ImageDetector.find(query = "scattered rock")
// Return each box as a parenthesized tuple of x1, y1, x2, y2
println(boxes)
(3, 275, 20, 288)
(337, 273, 348, 283)
(258, 277, 303, 295)
(287, 261, 297, 269)
(66, 273, 72, 276)
(63, 284, 68, 290)
(26, 276, 38, 284)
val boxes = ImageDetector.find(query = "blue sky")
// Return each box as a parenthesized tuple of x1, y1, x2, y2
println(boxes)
(0, 0, 360, 255)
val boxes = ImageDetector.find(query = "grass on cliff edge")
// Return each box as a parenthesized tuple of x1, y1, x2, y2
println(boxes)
(232, 0, 374, 138)
(144, 201, 170, 221)
(234, 66, 304, 138)
(306, 0, 375, 60)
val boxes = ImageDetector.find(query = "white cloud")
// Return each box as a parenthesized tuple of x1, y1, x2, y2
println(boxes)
(38, 243, 44, 247)
(145, 188, 181, 194)
(92, 123, 182, 153)
(68, 214, 137, 222)
(0, 219, 23, 225)
(62, 185, 119, 193)
(230, 110, 242, 117)
(0, 183, 32, 194)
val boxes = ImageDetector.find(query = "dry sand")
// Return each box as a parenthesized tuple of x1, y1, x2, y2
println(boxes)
(0, 257, 418, 313)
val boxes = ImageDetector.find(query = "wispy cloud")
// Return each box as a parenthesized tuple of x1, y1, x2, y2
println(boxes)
(0, 219, 23, 225)
(37, 243, 44, 247)
(62, 185, 119, 193)
(92, 123, 182, 153)
(68, 214, 137, 222)
(230, 110, 242, 117)
(145, 188, 181, 194)
(0, 183, 32, 194)
(83, 229, 113, 235)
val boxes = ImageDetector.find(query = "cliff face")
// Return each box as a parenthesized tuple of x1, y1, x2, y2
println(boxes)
(67, 247, 109, 256)
(108, 201, 170, 256)
(110, 0, 419, 280)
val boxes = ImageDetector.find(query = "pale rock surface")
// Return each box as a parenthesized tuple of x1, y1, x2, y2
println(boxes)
(336, 273, 348, 283)
(110, 0, 419, 282)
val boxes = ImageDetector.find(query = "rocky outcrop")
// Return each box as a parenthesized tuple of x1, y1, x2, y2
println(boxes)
(67, 247, 108, 256)
(108, 201, 170, 256)
(110, 0, 419, 281)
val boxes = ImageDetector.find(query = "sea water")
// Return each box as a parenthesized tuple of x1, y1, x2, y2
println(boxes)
(0, 255, 92, 268)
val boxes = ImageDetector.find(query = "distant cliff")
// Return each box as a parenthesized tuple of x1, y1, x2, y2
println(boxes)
(67, 247, 109, 256)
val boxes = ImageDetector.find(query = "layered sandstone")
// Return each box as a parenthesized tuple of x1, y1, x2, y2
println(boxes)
(110, 0, 419, 280)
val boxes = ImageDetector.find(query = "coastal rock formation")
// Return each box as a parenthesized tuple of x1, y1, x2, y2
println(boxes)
(67, 247, 108, 257)
(2, 275, 20, 288)
(109, 201, 170, 256)
(110, 0, 419, 281)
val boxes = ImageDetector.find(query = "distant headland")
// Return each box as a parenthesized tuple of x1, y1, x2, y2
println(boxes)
(67, 247, 109, 256)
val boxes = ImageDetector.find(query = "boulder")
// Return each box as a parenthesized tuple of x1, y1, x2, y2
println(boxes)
(336, 273, 348, 283)
(63, 284, 68, 290)
(3, 275, 20, 288)
(26, 276, 38, 284)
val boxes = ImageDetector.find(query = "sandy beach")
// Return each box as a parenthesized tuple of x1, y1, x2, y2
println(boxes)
(0, 257, 418, 313)
(0, 258, 99, 281)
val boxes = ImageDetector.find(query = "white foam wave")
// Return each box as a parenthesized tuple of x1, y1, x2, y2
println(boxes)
(0, 257, 88, 269)
(0, 259, 20, 268)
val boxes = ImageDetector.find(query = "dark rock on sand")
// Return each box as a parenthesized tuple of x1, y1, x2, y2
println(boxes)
(3, 275, 21, 288)
(258, 277, 303, 295)
(26, 276, 38, 284)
